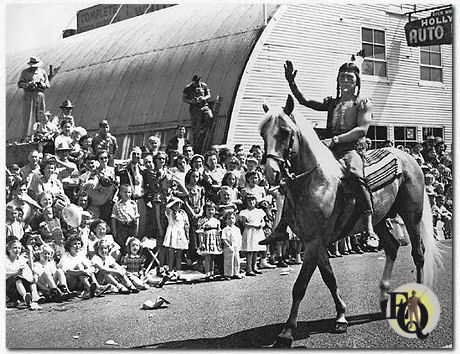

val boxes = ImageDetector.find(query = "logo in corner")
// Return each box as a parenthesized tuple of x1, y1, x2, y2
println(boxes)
(386, 282, 440, 339)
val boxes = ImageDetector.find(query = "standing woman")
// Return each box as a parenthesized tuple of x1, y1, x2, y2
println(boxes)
(284, 59, 377, 247)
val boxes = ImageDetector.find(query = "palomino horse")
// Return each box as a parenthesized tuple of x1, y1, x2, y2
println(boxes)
(259, 95, 442, 347)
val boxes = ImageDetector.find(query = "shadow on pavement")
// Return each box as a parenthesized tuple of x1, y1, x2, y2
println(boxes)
(133, 311, 385, 348)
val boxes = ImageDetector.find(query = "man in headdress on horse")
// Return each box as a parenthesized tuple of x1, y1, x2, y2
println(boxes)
(267, 59, 379, 248)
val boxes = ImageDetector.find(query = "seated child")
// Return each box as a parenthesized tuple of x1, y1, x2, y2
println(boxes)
(87, 219, 121, 261)
(91, 239, 139, 294)
(120, 237, 153, 289)
(6, 237, 43, 310)
(58, 234, 109, 299)
(33, 243, 75, 302)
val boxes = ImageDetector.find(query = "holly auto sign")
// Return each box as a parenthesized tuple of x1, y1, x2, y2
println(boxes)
(405, 7, 452, 47)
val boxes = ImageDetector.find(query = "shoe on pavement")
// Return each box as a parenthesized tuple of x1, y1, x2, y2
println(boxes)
(246, 271, 256, 276)
(118, 286, 131, 294)
(129, 287, 140, 293)
(259, 260, 275, 269)
(82, 290, 91, 300)
(29, 302, 42, 310)
(253, 269, 263, 275)
(94, 284, 112, 297)
(24, 293, 32, 307)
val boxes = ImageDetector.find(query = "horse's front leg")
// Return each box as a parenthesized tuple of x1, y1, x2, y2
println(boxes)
(317, 246, 348, 333)
(274, 238, 321, 348)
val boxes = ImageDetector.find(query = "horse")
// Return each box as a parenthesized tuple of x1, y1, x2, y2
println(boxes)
(259, 95, 442, 348)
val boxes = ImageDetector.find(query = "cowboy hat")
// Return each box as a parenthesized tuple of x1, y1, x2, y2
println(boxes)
(59, 100, 75, 109)
(27, 56, 42, 67)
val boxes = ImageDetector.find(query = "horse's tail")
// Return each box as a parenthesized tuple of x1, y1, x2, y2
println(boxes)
(419, 190, 444, 287)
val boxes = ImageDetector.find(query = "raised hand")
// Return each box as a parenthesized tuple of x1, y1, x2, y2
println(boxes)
(284, 60, 297, 84)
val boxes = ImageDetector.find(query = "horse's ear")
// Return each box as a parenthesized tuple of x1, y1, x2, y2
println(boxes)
(283, 95, 294, 116)
(262, 103, 269, 113)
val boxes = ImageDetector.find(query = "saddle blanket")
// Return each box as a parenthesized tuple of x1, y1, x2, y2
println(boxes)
(363, 149, 402, 192)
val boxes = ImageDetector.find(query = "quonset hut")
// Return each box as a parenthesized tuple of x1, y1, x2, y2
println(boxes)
(6, 4, 452, 159)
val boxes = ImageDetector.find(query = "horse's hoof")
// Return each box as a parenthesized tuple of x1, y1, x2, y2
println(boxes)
(380, 299, 388, 315)
(272, 336, 293, 348)
(333, 322, 348, 333)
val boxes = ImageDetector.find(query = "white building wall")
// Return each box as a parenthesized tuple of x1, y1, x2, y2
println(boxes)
(228, 3, 452, 149)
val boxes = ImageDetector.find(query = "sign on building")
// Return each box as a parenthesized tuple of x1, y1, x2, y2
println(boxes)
(77, 4, 174, 33)
(404, 6, 452, 47)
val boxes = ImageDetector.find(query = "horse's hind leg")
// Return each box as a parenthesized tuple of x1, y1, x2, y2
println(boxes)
(318, 247, 347, 333)
(274, 238, 322, 348)
(375, 220, 400, 314)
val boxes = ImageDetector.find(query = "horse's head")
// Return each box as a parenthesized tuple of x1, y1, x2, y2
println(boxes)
(259, 95, 298, 185)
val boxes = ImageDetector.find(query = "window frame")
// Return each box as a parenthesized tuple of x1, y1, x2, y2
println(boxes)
(393, 126, 417, 148)
(420, 45, 443, 83)
(366, 125, 388, 149)
(422, 126, 444, 141)
(361, 27, 387, 78)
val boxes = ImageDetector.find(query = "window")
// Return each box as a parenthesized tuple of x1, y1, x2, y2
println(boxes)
(420, 45, 442, 82)
(366, 125, 388, 149)
(394, 126, 417, 148)
(361, 28, 387, 77)
(422, 127, 444, 140)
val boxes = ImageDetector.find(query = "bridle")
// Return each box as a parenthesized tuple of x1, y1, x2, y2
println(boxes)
(263, 120, 318, 182)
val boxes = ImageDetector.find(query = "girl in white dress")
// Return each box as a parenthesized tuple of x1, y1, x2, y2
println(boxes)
(196, 201, 222, 279)
(239, 193, 265, 276)
(163, 197, 189, 272)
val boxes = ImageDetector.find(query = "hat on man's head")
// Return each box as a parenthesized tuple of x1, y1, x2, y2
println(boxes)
(59, 100, 75, 109)
(27, 56, 42, 67)
(192, 75, 201, 82)
(99, 120, 110, 127)
(55, 141, 72, 151)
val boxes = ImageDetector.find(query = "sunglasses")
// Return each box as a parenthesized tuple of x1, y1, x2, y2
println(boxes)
(99, 156, 108, 160)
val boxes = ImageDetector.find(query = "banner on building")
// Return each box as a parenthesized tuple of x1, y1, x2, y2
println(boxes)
(77, 4, 174, 33)
(404, 6, 452, 47)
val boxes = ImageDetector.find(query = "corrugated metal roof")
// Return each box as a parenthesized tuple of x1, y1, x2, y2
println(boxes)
(6, 4, 280, 141)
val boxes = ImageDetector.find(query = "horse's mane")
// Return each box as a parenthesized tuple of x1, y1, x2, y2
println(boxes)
(293, 112, 343, 180)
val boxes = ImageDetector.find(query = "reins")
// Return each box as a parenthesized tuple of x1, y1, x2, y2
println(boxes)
(265, 129, 319, 182)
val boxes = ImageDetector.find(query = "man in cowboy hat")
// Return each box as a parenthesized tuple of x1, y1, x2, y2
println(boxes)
(17, 56, 50, 137)
(57, 100, 75, 127)
(182, 74, 214, 154)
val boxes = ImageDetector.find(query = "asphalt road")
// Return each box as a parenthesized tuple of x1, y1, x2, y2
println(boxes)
(6, 239, 452, 349)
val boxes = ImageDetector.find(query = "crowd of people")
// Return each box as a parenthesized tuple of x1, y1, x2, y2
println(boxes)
(5, 60, 453, 311)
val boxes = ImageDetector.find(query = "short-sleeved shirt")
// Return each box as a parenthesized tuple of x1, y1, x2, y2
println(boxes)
(58, 251, 91, 272)
(91, 254, 118, 271)
(111, 199, 140, 224)
(6, 255, 33, 281)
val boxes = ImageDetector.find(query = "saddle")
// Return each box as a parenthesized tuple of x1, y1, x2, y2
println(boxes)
(362, 148, 403, 192)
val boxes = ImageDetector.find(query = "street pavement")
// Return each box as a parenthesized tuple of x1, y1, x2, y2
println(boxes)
(6, 239, 452, 349)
